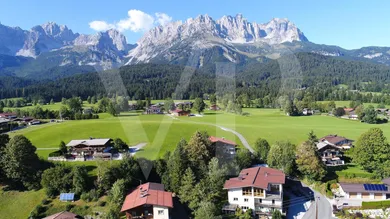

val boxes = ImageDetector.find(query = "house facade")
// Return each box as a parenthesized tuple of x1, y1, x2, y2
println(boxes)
(223, 167, 285, 217)
(316, 142, 344, 166)
(339, 183, 390, 201)
(121, 182, 173, 219)
(209, 136, 237, 159)
(145, 105, 162, 114)
(67, 138, 113, 160)
(170, 109, 189, 116)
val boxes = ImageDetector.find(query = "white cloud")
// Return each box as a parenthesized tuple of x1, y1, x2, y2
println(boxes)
(89, 9, 172, 33)
(155, 13, 173, 26)
(89, 21, 115, 31)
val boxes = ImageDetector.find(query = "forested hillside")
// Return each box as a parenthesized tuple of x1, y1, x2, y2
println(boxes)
(2, 52, 390, 103)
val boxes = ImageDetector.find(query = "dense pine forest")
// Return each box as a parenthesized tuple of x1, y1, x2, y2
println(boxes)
(2, 52, 390, 104)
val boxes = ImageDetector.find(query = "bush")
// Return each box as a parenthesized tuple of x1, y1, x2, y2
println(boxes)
(81, 189, 99, 202)
(97, 200, 106, 207)
(81, 192, 92, 202)
(41, 198, 51, 205)
(48, 150, 62, 157)
(65, 204, 74, 211)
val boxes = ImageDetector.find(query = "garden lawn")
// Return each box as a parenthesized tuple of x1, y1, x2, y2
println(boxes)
(0, 188, 45, 219)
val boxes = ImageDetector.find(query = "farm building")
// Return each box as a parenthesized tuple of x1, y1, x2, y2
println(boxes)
(67, 138, 113, 159)
(145, 105, 163, 114)
(121, 182, 173, 219)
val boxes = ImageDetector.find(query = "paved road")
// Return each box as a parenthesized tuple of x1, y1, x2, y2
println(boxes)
(302, 191, 336, 219)
(171, 115, 254, 153)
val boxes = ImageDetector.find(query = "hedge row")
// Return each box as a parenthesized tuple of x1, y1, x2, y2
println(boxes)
(362, 200, 390, 209)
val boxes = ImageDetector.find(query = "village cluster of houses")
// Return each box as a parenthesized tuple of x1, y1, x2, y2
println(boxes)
(141, 101, 221, 116)
(0, 112, 41, 133)
(44, 133, 390, 219)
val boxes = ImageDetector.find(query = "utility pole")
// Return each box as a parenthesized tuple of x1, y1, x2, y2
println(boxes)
(315, 196, 320, 219)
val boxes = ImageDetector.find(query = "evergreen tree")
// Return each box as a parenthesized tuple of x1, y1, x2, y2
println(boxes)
(179, 167, 196, 205)
(87, 96, 92, 104)
(167, 139, 188, 193)
(185, 131, 211, 170)
(1, 135, 42, 189)
(193, 98, 206, 114)
(59, 141, 67, 155)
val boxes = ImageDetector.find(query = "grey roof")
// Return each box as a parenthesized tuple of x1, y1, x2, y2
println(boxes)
(66, 138, 111, 147)
(383, 178, 390, 185)
(43, 211, 80, 219)
(339, 183, 390, 194)
(0, 118, 10, 124)
(316, 142, 340, 151)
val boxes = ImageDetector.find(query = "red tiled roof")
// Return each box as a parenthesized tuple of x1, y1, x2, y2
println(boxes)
(224, 166, 285, 190)
(209, 136, 237, 146)
(343, 108, 354, 112)
(320, 135, 349, 145)
(121, 182, 173, 212)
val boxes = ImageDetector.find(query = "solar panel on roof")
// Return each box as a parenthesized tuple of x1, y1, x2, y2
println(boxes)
(364, 184, 387, 191)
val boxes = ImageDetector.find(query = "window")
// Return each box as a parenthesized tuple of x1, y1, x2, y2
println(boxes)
(244, 198, 248, 202)
(254, 188, 264, 197)
(233, 197, 238, 201)
(242, 187, 252, 196)
(241, 206, 249, 210)
(272, 200, 275, 205)
(258, 199, 262, 203)
(158, 210, 164, 215)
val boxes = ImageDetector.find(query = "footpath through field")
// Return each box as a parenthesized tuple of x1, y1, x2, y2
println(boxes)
(168, 114, 254, 153)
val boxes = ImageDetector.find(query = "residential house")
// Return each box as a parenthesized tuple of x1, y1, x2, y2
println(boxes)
(316, 142, 344, 166)
(209, 136, 237, 159)
(319, 134, 353, 149)
(28, 120, 41, 125)
(302, 108, 314, 115)
(339, 183, 390, 200)
(145, 105, 162, 114)
(222, 166, 286, 217)
(121, 182, 173, 219)
(170, 109, 189, 116)
(67, 138, 113, 160)
(43, 211, 82, 219)
(376, 108, 389, 114)
(343, 108, 358, 120)
(175, 101, 193, 109)
(0, 113, 17, 119)
(209, 104, 221, 111)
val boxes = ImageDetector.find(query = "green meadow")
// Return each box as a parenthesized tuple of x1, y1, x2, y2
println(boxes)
(4, 106, 390, 217)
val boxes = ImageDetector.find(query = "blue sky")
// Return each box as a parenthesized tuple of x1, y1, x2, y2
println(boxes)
(0, 0, 389, 49)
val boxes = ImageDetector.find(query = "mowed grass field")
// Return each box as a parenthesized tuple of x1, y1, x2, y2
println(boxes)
(7, 112, 238, 160)
(0, 188, 46, 219)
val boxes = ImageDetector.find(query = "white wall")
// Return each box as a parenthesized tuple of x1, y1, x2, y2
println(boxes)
(153, 206, 169, 219)
(227, 188, 255, 211)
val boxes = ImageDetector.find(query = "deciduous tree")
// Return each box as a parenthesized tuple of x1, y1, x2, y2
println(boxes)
(296, 141, 326, 181)
(268, 141, 297, 176)
(253, 138, 270, 163)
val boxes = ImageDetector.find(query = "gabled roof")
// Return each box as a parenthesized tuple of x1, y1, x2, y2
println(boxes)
(316, 142, 341, 151)
(121, 182, 173, 212)
(43, 211, 81, 219)
(224, 167, 285, 190)
(66, 138, 111, 147)
(320, 135, 350, 145)
(382, 177, 390, 185)
(209, 136, 237, 146)
(339, 183, 390, 194)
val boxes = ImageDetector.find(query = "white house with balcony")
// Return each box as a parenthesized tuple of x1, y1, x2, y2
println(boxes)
(222, 166, 285, 217)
